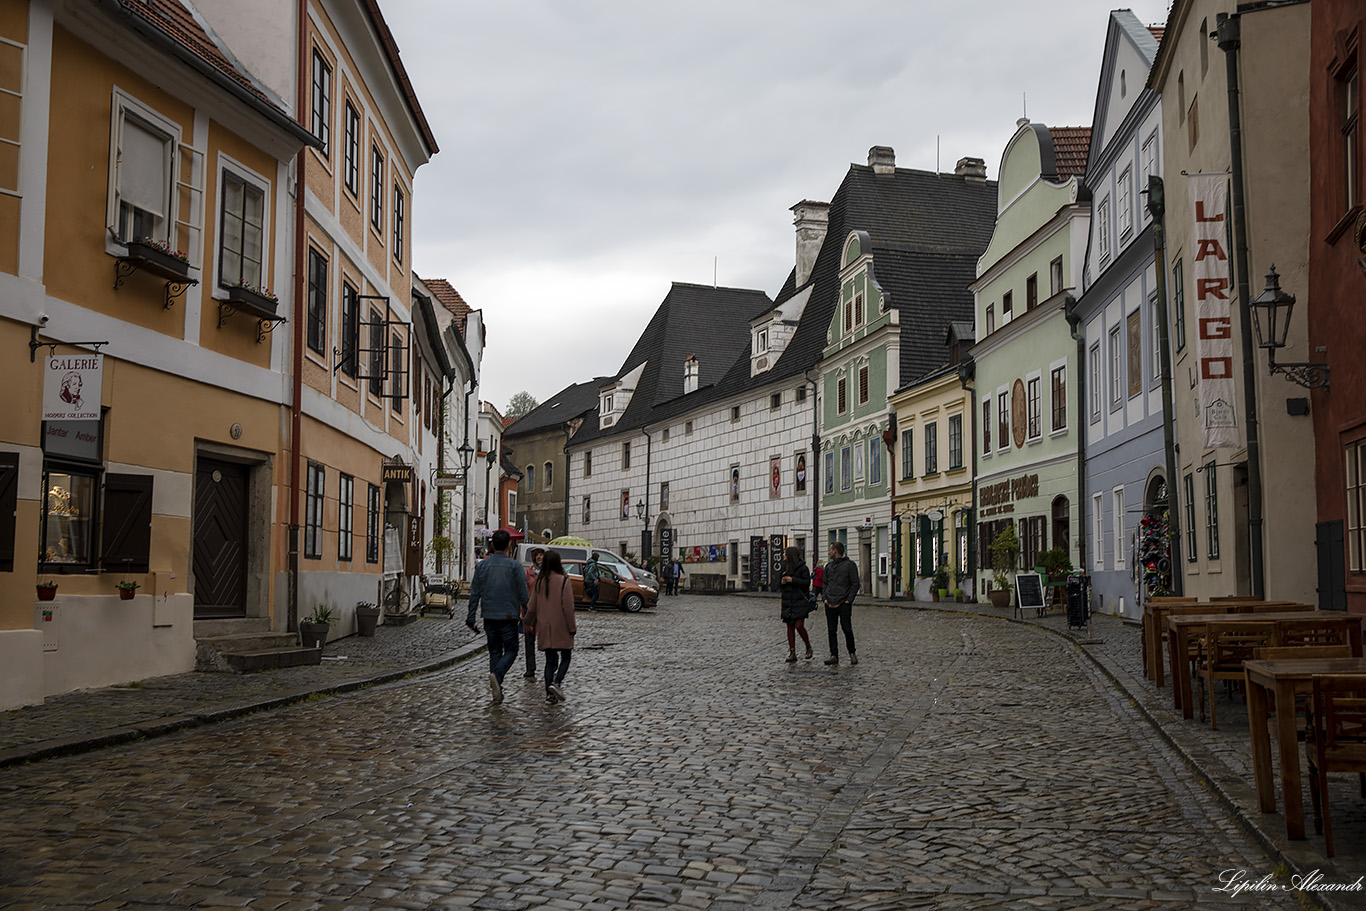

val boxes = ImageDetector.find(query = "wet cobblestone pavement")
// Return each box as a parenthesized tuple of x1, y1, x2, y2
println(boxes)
(1, 596, 1362, 909)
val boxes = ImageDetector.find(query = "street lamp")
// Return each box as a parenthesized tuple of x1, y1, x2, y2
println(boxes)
(635, 498, 646, 520)
(1249, 265, 1329, 389)
(457, 441, 474, 474)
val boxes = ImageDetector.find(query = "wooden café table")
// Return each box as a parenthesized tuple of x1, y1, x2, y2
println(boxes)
(1165, 610, 1359, 719)
(1243, 657, 1366, 840)
(1146, 601, 1304, 688)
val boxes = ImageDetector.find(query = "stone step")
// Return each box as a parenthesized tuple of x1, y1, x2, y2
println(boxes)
(195, 632, 301, 673)
(193, 618, 271, 637)
(224, 647, 323, 673)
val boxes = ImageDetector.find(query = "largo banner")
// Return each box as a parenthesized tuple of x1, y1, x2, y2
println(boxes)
(1188, 173, 1241, 450)
(42, 352, 102, 421)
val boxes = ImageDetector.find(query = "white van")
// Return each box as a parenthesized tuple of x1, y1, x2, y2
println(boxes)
(516, 543, 659, 591)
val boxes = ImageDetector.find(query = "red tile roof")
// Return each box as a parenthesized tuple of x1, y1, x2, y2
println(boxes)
(1050, 127, 1092, 179)
(1149, 26, 1165, 43)
(422, 277, 472, 333)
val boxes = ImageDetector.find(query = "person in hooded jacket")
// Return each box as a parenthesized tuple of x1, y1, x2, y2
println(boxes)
(778, 546, 813, 662)
(524, 550, 576, 703)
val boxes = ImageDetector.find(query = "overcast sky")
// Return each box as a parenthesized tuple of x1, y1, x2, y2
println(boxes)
(386, 1, 1172, 414)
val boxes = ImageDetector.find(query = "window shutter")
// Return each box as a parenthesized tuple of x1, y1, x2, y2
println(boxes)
(120, 116, 169, 218)
(0, 452, 17, 572)
(100, 473, 153, 572)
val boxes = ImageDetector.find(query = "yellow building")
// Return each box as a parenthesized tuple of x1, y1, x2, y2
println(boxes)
(890, 325, 977, 600)
(0, 0, 314, 708)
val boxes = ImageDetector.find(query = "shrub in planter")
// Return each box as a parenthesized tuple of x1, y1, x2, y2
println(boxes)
(36, 580, 58, 601)
(355, 601, 381, 637)
(300, 606, 333, 649)
(989, 525, 1019, 608)
(116, 580, 140, 601)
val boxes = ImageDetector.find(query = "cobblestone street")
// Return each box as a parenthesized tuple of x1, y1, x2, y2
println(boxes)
(0, 597, 1333, 910)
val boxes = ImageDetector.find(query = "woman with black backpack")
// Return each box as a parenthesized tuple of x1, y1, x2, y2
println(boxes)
(779, 546, 814, 663)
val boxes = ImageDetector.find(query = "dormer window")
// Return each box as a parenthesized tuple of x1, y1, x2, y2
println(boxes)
(684, 355, 699, 394)
(755, 328, 769, 354)
(602, 393, 614, 414)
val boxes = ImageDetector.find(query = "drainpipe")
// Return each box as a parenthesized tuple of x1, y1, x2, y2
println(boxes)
(1064, 294, 1087, 574)
(1147, 176, 1184, 592)
(435, 376, 453, 574)
(957, 356, 976, 595)
(562, 428, 572, 539)
(804, 369, 821, 555)
(458, 380, 473, 575)
(286, 0, 308, 634)
(1217, 12, 1265, 600)
(641, 426, 652, 560)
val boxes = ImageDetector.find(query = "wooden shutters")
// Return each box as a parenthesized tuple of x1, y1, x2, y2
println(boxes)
(100, 473, 153, 572)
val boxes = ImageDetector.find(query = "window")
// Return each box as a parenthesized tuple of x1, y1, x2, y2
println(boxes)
(367, 310, 384, 397)
(39, 418, 110, 572)
(1040, 367, 1062, 434)
(1347, 440, 1364, 571)
(685, 420, 693, 434)
(858, 365, 869, 405)
(1172, 259, 1186, 351)
(1089, 344, 1101, 418)
(1049, 257, 1063, 296)
(1097, 196, 1111, 263)
(662, 428, 669, 441)
(526, 465, 535, 492)
(304, 462, 324, 559)
(306, 248, 326, 356)
(854, 292, 865, 325)
(1118, 166, 1133, 239)
(796, 386, 807, 403)
(982, 398, 991, 454)
(840, 446, 851, 490)
(924, 422, 938, 474)
(948, 414, 963, 468)
(370, 145, 383, 232)
(1344, 66, 1359, 211)
(544, 461, 553, 491)
(340, 282, 359, 377)
(755, 328, 769, 353)
(393, 184, 405, 262)
(1128, 310, 1142, 398)
(111, 105, 179, 246)
(1002, 291, 1013, 322)
(343, 101, 359, 196)
(311, 50, 331, 157)
(1141, 133, 1158, 196)
(996, 391, 1008, 451)
(824, 450, 834, 494)
(338, 473, 353, 561)
(583, 495, 591, 525)
(1200, 18, 1209, 76)
(770, 392, 781, 410)
(1026, 273, 1038, 311)
(584, 450, 592, 477)
(389, 330, 405, 413)
(602, 393, 613, 414)
(219, 171, 264, 289)
(620, 491, 631, 520)
(1112, 486, 1126, 569)
(986, 305, 995, 334)
(366, 483, 380, 563)
(1151, 294, 1163, 380)
(1204, 461, 1220, 559)
(623, 441, 631, 470)
(1183, 472, 1197, 562)
(902, 428, 914, 478)
(1021, 516, 1046, 570)
(844, 297, 853, 332)
(1188, 96, 1200, 152)
(731, 405, 741, 422)
(1093, 493, 1104, 569)
(853, 441, 865, 481)
(1109, 325, 1123, 406)
(869, 438, 882, 485)
(837, 377, 847, 414)
(1179, 71, 1187, 123)
(1026, 376, 1041, 440)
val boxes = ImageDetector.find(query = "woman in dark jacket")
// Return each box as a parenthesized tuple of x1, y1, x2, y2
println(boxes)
(779, 546, 813, 663)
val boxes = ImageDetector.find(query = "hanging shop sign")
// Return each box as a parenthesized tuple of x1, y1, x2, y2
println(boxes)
(382, 464, 413, 484)
(1188, 173, 1241, 450)
(405, 514, 423, 577)
(43, 353, 102, 421)
(769, 534, 786, 592)
(978, 472, 1039, 517)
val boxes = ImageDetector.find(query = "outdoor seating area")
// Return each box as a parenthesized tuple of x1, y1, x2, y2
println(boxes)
(1139, 596, 1366, 855)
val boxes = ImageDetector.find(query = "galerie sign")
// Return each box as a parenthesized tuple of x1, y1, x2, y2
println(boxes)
(43, 353, 102, 421)
(1188, 173, 1240, 450)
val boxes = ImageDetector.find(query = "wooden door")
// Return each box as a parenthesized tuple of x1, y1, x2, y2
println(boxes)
(194, 458, 249, 618)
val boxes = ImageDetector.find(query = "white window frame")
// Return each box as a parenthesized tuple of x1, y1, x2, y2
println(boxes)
(870, 437, 882, 485)
(1025, 371, 1042, 442)
(839, 447, 851, 491)
(986, 304, 995, 334)
(1347, 439, 1364, 572)
(1118, 165, 1133, 240)
(755, 327, 769, 354)
(211, 155, 271, 299)
(996, 389, 1009, 452)
(1150, 293, 1162, 380)
(853, 439, 865, 481)
(1089, 343, 1101, 419)
(107, 90, 203, 266)
(1097, 195, 1111, 264)
(1141, 131, 1158, 222)
(544, 461, 553, 492)
(1093, 492, 1105, 569)
(1049, 362, 1068, 434)
(1109, 324, 1123, 407)
(1112, 486, 1126, 570)
(981, 396, 992, 457)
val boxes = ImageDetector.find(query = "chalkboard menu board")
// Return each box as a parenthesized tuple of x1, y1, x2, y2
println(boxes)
(1015, 573, 1045, 611)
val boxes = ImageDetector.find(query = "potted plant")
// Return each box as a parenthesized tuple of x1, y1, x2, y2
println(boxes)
(115, 580, 140, 601)
(225, 280, 279, 317)
(123, 236, 191, 280)
(355, 601, 381, 637)
(300, 606, 332, 649)
(36, 579, 58, 601)
(932, 564, 950, 601)
(988, 524, 1019, 609)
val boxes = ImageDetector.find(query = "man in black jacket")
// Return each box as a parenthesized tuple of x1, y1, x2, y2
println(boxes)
(821, 541, 860, 665)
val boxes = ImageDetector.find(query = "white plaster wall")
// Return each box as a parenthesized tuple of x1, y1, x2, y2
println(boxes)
(38, 594, 195, 697)
(298, 570, 390, 640)
(0, 630, 45, 710)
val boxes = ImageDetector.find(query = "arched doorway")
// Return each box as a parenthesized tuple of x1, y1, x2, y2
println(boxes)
(1139, 474, 1172, 597)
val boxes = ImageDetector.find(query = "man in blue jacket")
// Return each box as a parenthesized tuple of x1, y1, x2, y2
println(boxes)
(466, 529, 529, 704)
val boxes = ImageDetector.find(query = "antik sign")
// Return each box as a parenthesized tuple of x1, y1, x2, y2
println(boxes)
(42, 353, 102, 421)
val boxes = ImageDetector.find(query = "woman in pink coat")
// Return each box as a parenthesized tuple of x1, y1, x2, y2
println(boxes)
(524, 550, 576, 704)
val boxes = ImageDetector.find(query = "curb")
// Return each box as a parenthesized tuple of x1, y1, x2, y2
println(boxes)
(0, 639, 488, 770)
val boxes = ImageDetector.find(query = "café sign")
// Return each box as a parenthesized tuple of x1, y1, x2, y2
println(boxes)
(978, 472, 1039, 517)
(43, 353, 102, 421)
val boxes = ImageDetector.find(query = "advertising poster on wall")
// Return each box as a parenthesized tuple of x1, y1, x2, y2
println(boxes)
(795, 453, 807, 493)
(770, 457, 781, 497)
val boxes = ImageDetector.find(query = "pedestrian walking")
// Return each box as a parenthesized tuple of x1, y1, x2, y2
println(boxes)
(812, 564, 824, 601)
(660, 558, 675, 596)
(672, 558, 685, 594)
(583, 552, 602, 611)
(821, 541, 860, 666)
(465, 528, 529, 704)
(522, 548, 545, 678)
(524, 550, 576, 703)
(779, 546, 813, 662)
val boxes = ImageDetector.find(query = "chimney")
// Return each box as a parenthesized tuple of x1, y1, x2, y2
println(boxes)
(955, 156, 988, 183)
(790, 200, 829, 287)
(868, 145, 896, 175)
(683, 354, 699, 394)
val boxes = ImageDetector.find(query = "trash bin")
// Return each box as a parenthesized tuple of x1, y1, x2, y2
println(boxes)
(1065, 573, 1090, 629)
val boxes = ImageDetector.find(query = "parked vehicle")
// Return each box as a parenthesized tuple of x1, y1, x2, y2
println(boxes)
(560, 559, 657, 612)
(516, 543, 659, 592)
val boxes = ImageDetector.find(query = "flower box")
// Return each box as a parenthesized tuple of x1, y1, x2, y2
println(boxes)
(225, 283, 280, 319)
(123, 241, 191, 281)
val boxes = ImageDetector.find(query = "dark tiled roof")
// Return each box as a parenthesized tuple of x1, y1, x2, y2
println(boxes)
(875, 249, 983, 387)
(421, 277, 472, 334)
(1050, 127, 1093, 178)
(505, 381, 601, 437)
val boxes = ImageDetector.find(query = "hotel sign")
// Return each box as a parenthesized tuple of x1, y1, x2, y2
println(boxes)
(43, 353, 102, 421)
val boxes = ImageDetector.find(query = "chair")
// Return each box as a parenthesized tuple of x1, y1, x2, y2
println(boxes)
(1197, 621, 1276, 729)
(1255, 645, 1354, 661)
(1212, 594, 1260, 601)
(1278, 618, 1353, 650)
(1305, 674, 1366, 857)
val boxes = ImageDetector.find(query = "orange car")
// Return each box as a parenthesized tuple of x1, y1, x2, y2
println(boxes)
(561, 560, 658, 612)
